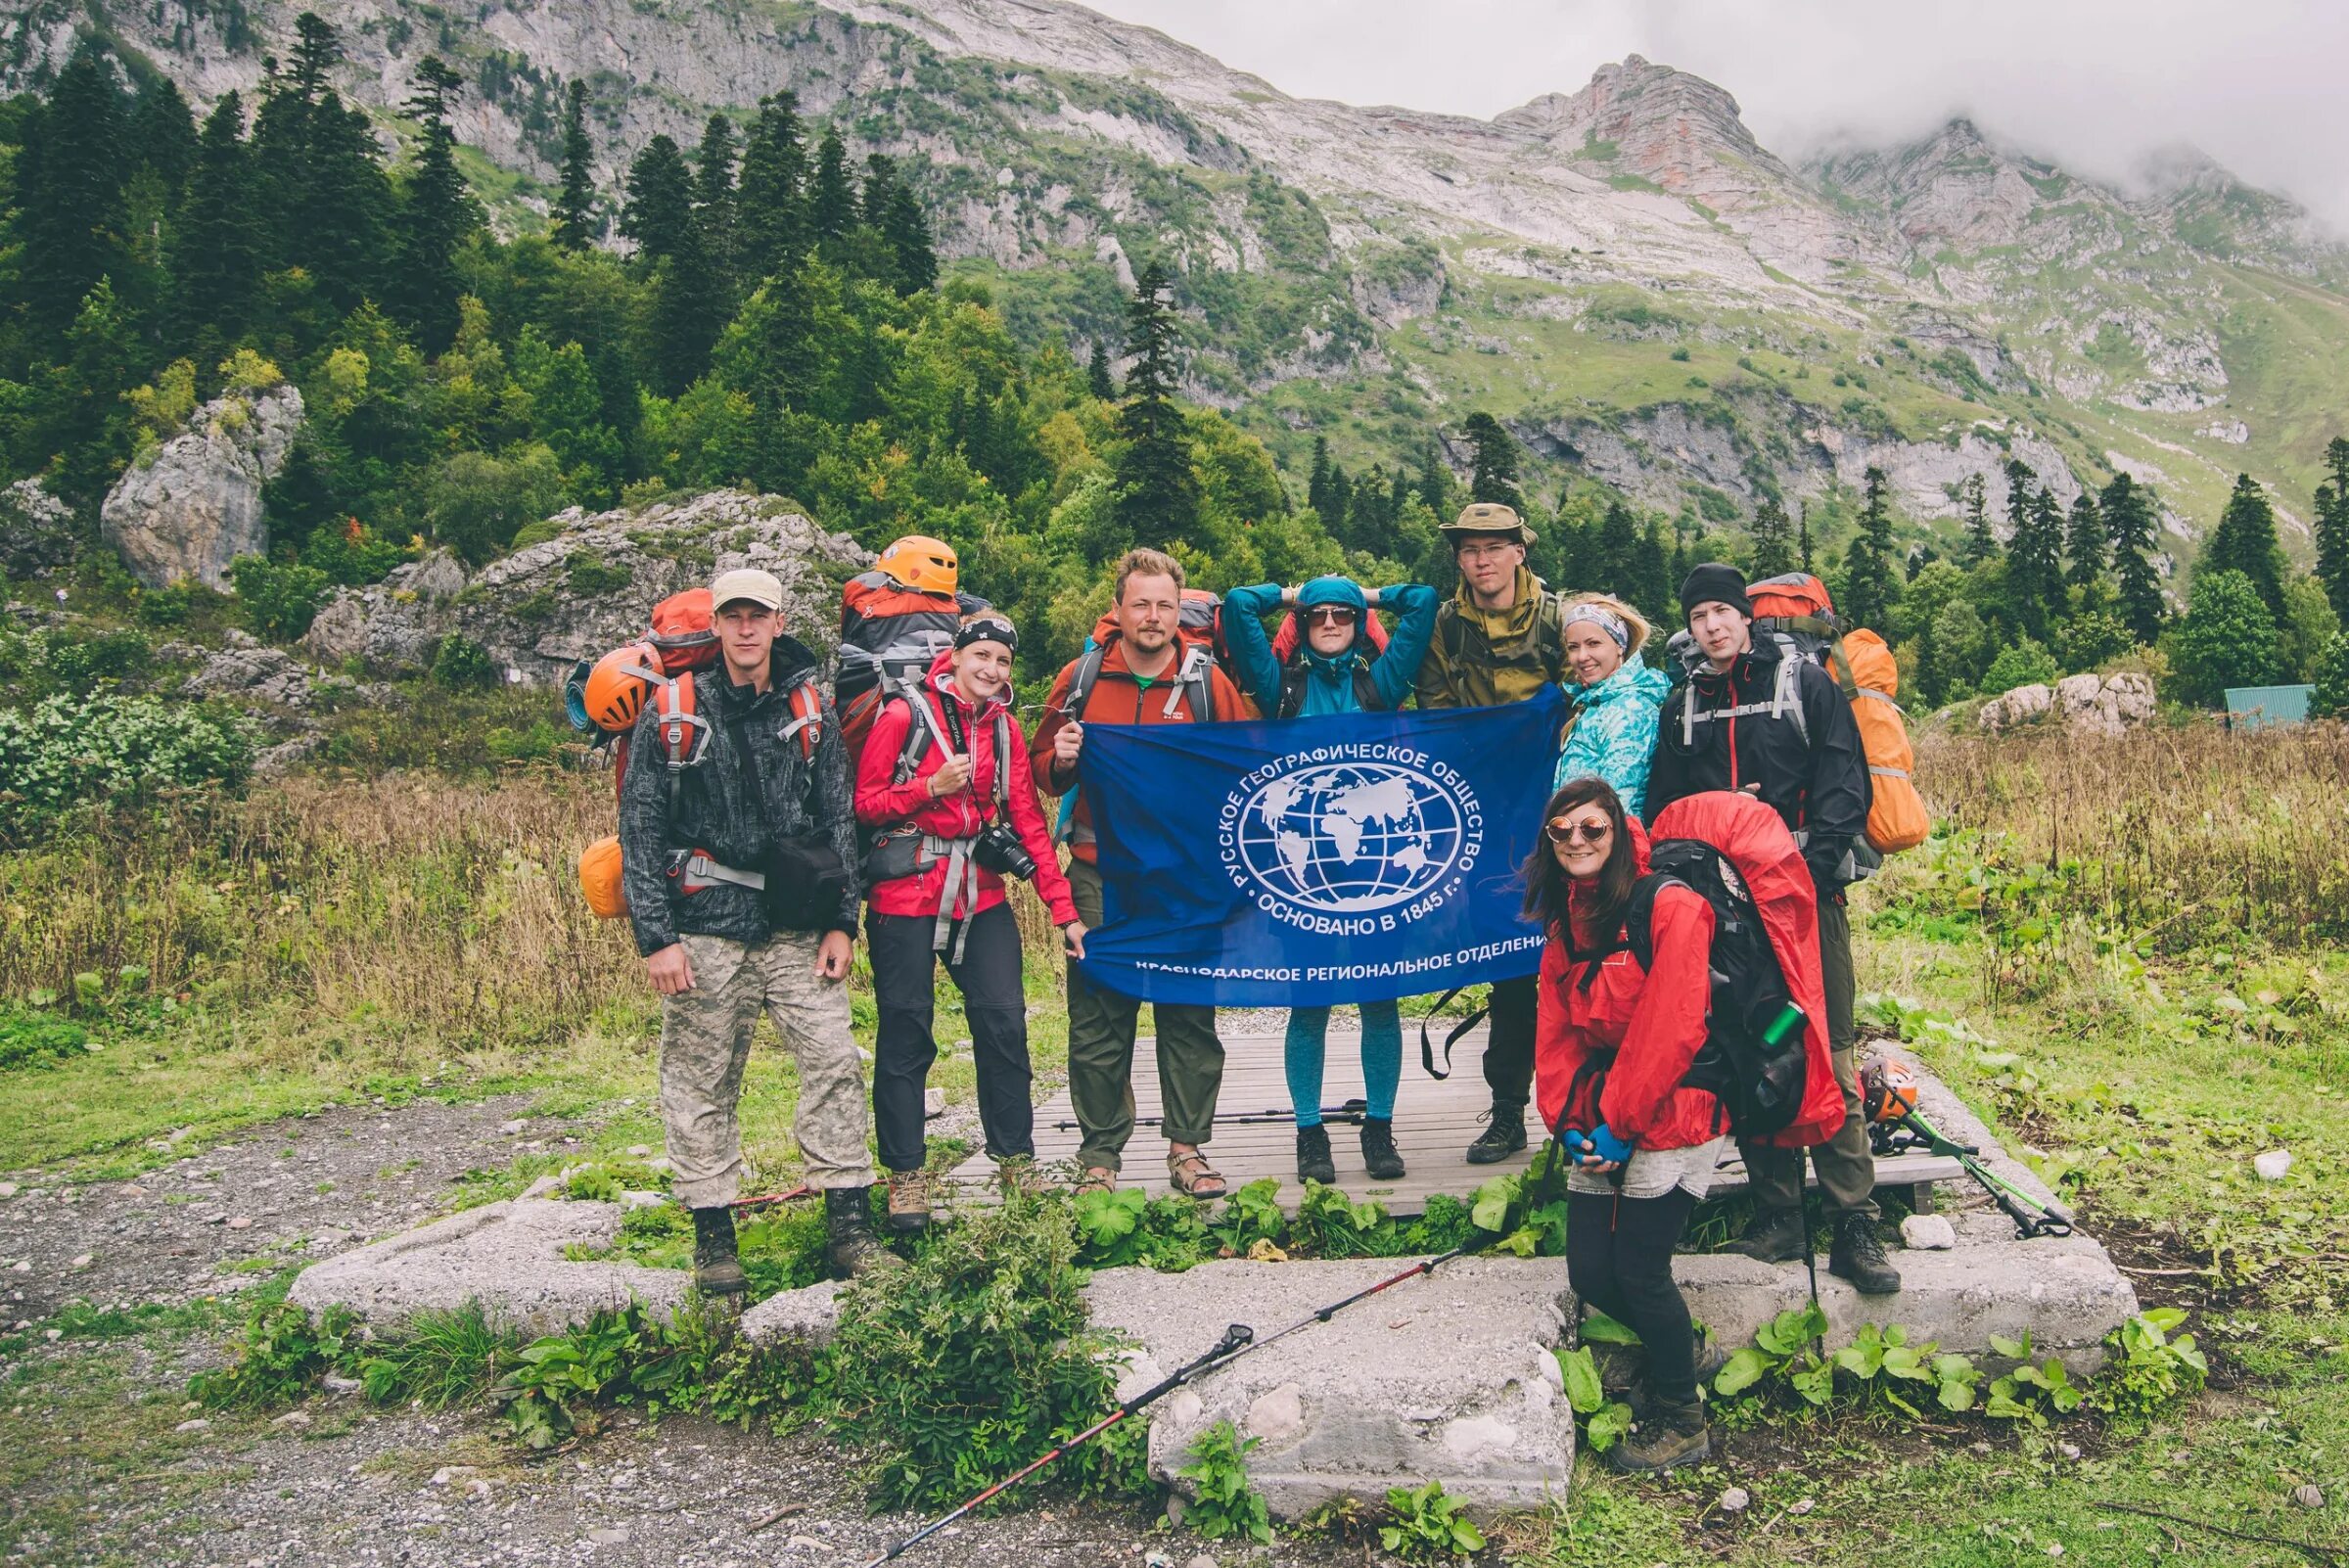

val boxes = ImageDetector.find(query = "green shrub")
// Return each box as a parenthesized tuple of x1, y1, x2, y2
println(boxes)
(1178, 1420, 1273, 1545)
(2085, 1310, 2206, 1422)
(2310, 631, 2349, 719)
(0, 694, 253, 844)
(1380, 1480, 1485, 1560)
(829, 1195, 1137, 1509)
(352, 1304, 523, 1408)
(189, 1300, 360, 1408)
(485, 720, 566, 763)
(493, 1303, 694, 1449)
(2056, 611, 2134, 672)
(0, 1007, 90, 1069)
(228, 554, 333, 641)
(39, 626, 151, 690)
(135, 584, 192, 626)
(565, 550, 634, 595)
(1979, 637, 2057, 696)
(429, 634, 497, 691)
(299, 519, 409, 586)
(2168, 569, 2282, 706)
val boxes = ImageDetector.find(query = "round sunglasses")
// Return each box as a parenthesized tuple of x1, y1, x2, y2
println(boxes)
(1544, 817, 1613, 845)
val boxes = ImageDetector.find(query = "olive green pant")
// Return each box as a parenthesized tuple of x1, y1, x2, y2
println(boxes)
(1735, 891, 1878, 1219)
(1064, 858, 1226, 1173)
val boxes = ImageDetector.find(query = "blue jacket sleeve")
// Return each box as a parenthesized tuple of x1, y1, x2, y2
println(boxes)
(1222, 582, 1286, 715)
(1368, 583, 1440, 712)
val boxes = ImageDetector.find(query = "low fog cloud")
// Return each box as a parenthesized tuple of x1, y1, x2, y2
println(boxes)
(1087, 0, 2349, 230)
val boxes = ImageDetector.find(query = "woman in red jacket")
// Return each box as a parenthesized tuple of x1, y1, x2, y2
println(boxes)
(1526, 776, 1728, 1474)
(857, 617, 1084, 1232)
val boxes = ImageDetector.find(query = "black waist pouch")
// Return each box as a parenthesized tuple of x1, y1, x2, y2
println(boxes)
(763, 835, 852, 932)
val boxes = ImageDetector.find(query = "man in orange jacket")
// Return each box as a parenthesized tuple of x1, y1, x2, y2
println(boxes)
(1030, 548, 1256, 1197)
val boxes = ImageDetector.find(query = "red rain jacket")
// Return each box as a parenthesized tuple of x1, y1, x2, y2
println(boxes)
(1535, 792, 1844, 1152)
(854, 652, 1079, 927)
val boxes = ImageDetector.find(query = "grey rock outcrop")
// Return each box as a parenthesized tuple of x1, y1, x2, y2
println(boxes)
(300, 551, 469, 671)
(0, 479, 76, 577)
(1978, 671, 2156, 736)
(100, 385, 304, 590)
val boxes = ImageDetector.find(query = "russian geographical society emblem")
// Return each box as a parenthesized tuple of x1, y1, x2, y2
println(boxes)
(1219, 744, 1483, 934)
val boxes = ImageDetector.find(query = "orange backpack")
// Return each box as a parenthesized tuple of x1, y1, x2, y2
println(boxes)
(835, 570, 975, 771)
(569, 588, 824, 919)
(1745, 574, 1929, 855)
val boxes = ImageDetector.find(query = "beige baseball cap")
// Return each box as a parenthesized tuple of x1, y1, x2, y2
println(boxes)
(710, 568, 784, 612)
(1443, 501, 1536, 544)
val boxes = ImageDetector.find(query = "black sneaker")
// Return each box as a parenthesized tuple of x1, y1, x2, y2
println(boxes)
(1829, 1211, 1902, 1295)
(1359, 1118, 1406, 1182)
(1295, 1124, 1336, 1185)
(1725, 1206, 1808, 1264)
(1464, 1103, 1526, 1165)
(691, 1206, 747, 1296)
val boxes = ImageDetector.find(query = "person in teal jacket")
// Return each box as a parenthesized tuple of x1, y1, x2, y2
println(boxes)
(1549, 593, 1672, 821)
(1223, 575, 1440, 1187)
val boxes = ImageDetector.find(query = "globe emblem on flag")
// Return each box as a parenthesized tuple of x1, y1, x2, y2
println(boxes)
(1229, 761, 1471, 914)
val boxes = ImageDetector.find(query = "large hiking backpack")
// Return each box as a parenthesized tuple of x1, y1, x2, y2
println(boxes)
(1744, 574, 1930, 854)
(1639, 790, 1837, 1141)
(835, 568, 986, 772)
(564, 587, 822, 919)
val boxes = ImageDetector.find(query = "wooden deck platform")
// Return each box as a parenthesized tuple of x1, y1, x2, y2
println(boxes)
(947, 1022, 1960, 1215)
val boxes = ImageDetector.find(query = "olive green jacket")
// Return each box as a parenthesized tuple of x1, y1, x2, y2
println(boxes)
(1415, 568, 1569, 709)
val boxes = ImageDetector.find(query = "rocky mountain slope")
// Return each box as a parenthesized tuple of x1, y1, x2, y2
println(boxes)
(14, 0, 2348, 561)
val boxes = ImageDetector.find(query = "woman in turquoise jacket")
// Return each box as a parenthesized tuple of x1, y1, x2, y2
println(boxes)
(1223, 576, 1439, 1186)
(1550, 594, 1672, 821)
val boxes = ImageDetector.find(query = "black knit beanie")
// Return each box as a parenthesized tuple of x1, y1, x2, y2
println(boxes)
(1678, 562, 1751, 622)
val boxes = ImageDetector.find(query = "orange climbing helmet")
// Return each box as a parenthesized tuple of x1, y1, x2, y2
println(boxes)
(1862, 1053, 1921, 1125)
(581, 643, 663, 734)
(876, 534, 958, 596)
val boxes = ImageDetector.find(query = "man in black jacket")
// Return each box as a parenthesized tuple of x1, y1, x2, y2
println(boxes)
(1647, 562, 1899, 1294)
(619, 568, 893, 1291)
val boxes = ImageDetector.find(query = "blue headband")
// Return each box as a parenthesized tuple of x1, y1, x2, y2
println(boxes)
(1562, 603, 1630, 652)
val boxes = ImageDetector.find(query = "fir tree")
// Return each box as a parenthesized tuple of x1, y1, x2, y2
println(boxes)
(621, 135, 695, 264)
(1306, 436, 1337, 522)
(2007, 484, 2067, 641)
(1959, 471, 1999, 566)
(15, 48, 130, 341)
(2064, 490, 2106, 590)
(1797, 500, 1814, 573)
(734, 93, 808, 281)
(295, 92, 393, 316)
(2002, 457, 2036, 551)
(2316, 437, 2349, 627)
(692, 115, 739, 286)
(288, 12, 341, 106)
(170, 92, 267, 354)
(1842, 465, 1900, 628)
(1416, 439, 1452, 516)
(1593, 500, 1641, 598)
(2202, 472, 2287, 618)
(1748, 494, 1795, 577)
(809, 126, 855, 243)
(128, 76, 200, 199)
(1462, 412, 1525, 512)
(859, 154, 936, 295)
(1111, 260, 1200, 550)
(552, 80, 598, 252)
(390, 57, 479, 353)
(2099, 473, 2167, 645)
(1085, 338, 1118, 401)
(1635, 517, 1673, 622)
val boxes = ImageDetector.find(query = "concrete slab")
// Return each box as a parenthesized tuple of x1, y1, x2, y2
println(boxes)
(1086, 1257, 1574, 1519)
(287, 1198, 687, 1336)
(740, 1278, 847, 1349)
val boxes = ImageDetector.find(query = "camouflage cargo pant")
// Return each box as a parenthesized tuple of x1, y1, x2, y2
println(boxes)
(658, 930, 874, 1208)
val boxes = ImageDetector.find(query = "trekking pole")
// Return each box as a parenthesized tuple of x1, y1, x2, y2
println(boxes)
(728, 1184, 813, 1212)
(1884, 1111, 2076, 1238)
(855, 1239, 1496, 1565)
(854, 1322, 1255, 1568)
(1048, 1099, 1369, 1131)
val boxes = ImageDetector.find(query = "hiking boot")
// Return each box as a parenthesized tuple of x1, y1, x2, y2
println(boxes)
(690, 1206, 747, 1296)
(1726, 1206, 1808, 1264)
(1464, 1103, 1527, 1165)
(885, 1171, 930, 1234)
(1631, 1326, 1732, 1421)
(1359, 1118, 1406, 1182)
(1295, 1124, 1337, 1186)
(824, 1186, 903, 1280)
(1610, 1396, 1710, 1474)
(1829, 1211, 1902, 1295)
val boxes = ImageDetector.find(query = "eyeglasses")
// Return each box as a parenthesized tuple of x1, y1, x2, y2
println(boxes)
(1306, 607, 1358, 626)
(1545, 817, 1612, 845)
(1456, 543, 1519, 562)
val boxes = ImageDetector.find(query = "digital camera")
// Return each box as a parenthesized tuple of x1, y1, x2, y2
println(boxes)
(970, 820, 1037, 881)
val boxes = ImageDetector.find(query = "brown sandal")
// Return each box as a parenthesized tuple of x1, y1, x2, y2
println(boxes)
(1167, 1149, 1227, 1200)
(1076, 1167, 1117, 1195)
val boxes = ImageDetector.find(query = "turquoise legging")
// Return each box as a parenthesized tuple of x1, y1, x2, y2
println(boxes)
(1285, 1002, 1402, 1127)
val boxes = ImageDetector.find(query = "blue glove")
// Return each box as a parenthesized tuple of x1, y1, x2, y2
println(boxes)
(1586, 1124, 1635, 1165)
(1558, 1129, 1592, 1159)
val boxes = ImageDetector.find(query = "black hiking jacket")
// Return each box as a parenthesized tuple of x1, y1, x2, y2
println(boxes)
(618, 635, 861, 956)
(1646, 637, 1870, 892)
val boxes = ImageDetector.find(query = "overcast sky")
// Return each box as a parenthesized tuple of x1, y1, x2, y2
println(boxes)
(1083, 0, 2349, 229)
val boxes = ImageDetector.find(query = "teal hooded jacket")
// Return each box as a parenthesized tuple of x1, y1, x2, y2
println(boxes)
(1223, 577, 1440, 717)
(1551, 659, 1672, 820)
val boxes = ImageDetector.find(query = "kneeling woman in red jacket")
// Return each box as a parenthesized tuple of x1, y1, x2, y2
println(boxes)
(857, 617, 1085, 1232)
(1526, 776, 1728, 1474)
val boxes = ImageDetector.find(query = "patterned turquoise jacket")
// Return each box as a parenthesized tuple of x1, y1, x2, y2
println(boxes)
(1551, 660, 1673, 821)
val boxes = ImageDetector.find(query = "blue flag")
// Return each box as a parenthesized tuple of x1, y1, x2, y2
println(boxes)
(1074, 690, 1567, 1007)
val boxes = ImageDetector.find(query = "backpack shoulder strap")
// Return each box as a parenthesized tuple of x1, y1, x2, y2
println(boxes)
(779, 679, 824, 761)
(1622, 870, 1676, 974)
(992, 709, 1012, 807)
(1174, 645, 1216, 721)
(1773, 650, 1810, 749)
(1063, 641, 1109, 719)
(889, 691, 944, 784)
(1353, 663, 1386, 712)
(1275, 662, 1309, 720)
(1538, 590, 1568, 685)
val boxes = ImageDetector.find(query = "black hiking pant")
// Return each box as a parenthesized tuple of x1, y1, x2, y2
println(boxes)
(1480, 974, 1539, 1108)
(868, 904, 1034, 1174)
(1567, 1185, 1701, 1406)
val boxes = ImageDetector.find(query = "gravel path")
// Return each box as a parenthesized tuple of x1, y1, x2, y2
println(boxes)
(0, 1095, 590, 1326)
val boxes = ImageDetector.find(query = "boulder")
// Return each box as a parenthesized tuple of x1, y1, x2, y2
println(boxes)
(1977, 682, 2052, 732)
(298, 491, 866, 682)
(1980, 673, 2156, 736)
(100, 384, 304, 589)
(180, 645, 317, 707)
(0, 478, 77, 577)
